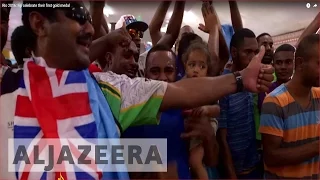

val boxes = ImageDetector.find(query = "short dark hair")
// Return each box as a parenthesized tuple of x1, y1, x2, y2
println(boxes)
(177, 33, 203, 59)
(257, 32, 271, 42)
(22, 1, 57, 29)
(295, 34, 319, 62)
(182, 42, 213, 76)
(146, 44, 176, 67)
(274, 44, 295, 54)
(230, 28, 256, 51)
(11, 26, 36, 65)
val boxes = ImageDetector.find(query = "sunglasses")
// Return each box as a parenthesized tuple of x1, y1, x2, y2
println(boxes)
(65, 6, 92, 25)
(128, 29, 143, 39)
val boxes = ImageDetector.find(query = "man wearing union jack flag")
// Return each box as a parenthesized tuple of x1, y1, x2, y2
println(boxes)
(0, 1, 275, 180)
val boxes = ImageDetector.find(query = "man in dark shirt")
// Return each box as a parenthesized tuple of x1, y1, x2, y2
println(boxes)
(258, 44, 295, 112)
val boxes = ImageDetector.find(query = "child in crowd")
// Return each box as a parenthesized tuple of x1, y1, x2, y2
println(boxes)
(182, 42, 219, 179)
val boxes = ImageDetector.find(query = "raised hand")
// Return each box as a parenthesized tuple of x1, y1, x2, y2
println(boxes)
(198, 23, 209, 34)
(198, 1, 218, 34)
(105, 23, 133, 48)
(241, 46, 275, 93)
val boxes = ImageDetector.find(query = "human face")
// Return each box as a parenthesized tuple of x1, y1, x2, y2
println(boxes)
(301, 45, 319, 87)
(273, 51, 294, 83)
(109, 40, 139, 78)
(145, 51, 176, 82)
(232, 37, 259, 71)
(185, 49, 208, 78)
(128, 28, 142, 54)
(258, 35, 274, 64)
(1, 7, 9, 51)
(31, 4, 94, 70)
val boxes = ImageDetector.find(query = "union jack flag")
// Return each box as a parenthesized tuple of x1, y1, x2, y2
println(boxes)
(14, 58, 103, 180)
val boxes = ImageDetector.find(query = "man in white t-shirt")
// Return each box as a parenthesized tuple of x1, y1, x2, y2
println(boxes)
(115, 15, 148, 77)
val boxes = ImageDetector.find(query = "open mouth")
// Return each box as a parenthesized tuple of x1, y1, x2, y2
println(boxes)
(77, 39, 91, 48)
(76, 35, 92, 51)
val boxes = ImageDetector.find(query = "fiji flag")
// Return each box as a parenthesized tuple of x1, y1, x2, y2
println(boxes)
(13, 57, 128, 180)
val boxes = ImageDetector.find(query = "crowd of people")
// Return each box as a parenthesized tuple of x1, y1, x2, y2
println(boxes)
(0, 1, 319, 179)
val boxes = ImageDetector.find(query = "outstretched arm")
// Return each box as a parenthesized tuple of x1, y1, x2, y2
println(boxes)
(149, 1, 171, 45)
(201, 2, 220, 76)
(296, 12, 320, 46)
(157, 1, 185, 48)
(90, 1, 107, 40)
(199, 2, 229, 75)
(160, 46, 273, 111)
(89, 25, 128, 63)
(229, 1, 243, 32)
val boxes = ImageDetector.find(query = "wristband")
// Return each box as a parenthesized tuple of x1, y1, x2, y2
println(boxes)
(233, 71, 244, 92)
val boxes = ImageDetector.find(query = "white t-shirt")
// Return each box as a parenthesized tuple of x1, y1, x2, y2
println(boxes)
(137, 51, 148, 77)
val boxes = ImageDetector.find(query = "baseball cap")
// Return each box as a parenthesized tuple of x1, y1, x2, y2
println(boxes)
(115, 14, 148, 32)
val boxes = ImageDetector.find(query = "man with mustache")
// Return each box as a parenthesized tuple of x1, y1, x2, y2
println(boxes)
(257, 33, 274, 65)
(1, 1, 274, 179)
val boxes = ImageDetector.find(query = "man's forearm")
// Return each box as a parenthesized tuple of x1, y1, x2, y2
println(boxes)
(208, 26, 221, 76)
(89, 35, 109, 62)
(264, 140, 319, 167)
(90, 2, 105, 40)
(229, 1, 243, 32)
(161, 73, 237, 111)
(218, 28, 230, 72)
(101, 16, 109, 34)
(149, 1, 171, 45)
(159, 1, 185, 48)
(296, 12, 320, 45)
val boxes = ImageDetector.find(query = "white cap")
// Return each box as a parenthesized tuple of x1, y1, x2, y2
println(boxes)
(115, 14, 148, 32)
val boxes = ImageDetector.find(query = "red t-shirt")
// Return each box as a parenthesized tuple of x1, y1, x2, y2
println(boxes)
(88, 64, 102, 73)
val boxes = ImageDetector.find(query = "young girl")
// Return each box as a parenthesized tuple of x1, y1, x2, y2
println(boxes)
(182, 42, 219, 179)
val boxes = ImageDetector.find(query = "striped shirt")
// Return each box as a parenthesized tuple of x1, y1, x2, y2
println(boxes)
(218, 88, 259, 174)
(259, 84, 320, 179)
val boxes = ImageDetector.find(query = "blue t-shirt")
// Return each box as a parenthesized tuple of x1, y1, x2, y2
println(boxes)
(217, 71, 259, 174)
(122, 109, 190, 179)
(221, 24, 235, 52)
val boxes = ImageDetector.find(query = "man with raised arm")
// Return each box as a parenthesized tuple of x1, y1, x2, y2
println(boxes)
(1, 1, 274, 179)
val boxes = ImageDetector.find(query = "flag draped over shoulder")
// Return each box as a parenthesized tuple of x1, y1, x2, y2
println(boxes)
(13, 57, 128, 180)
